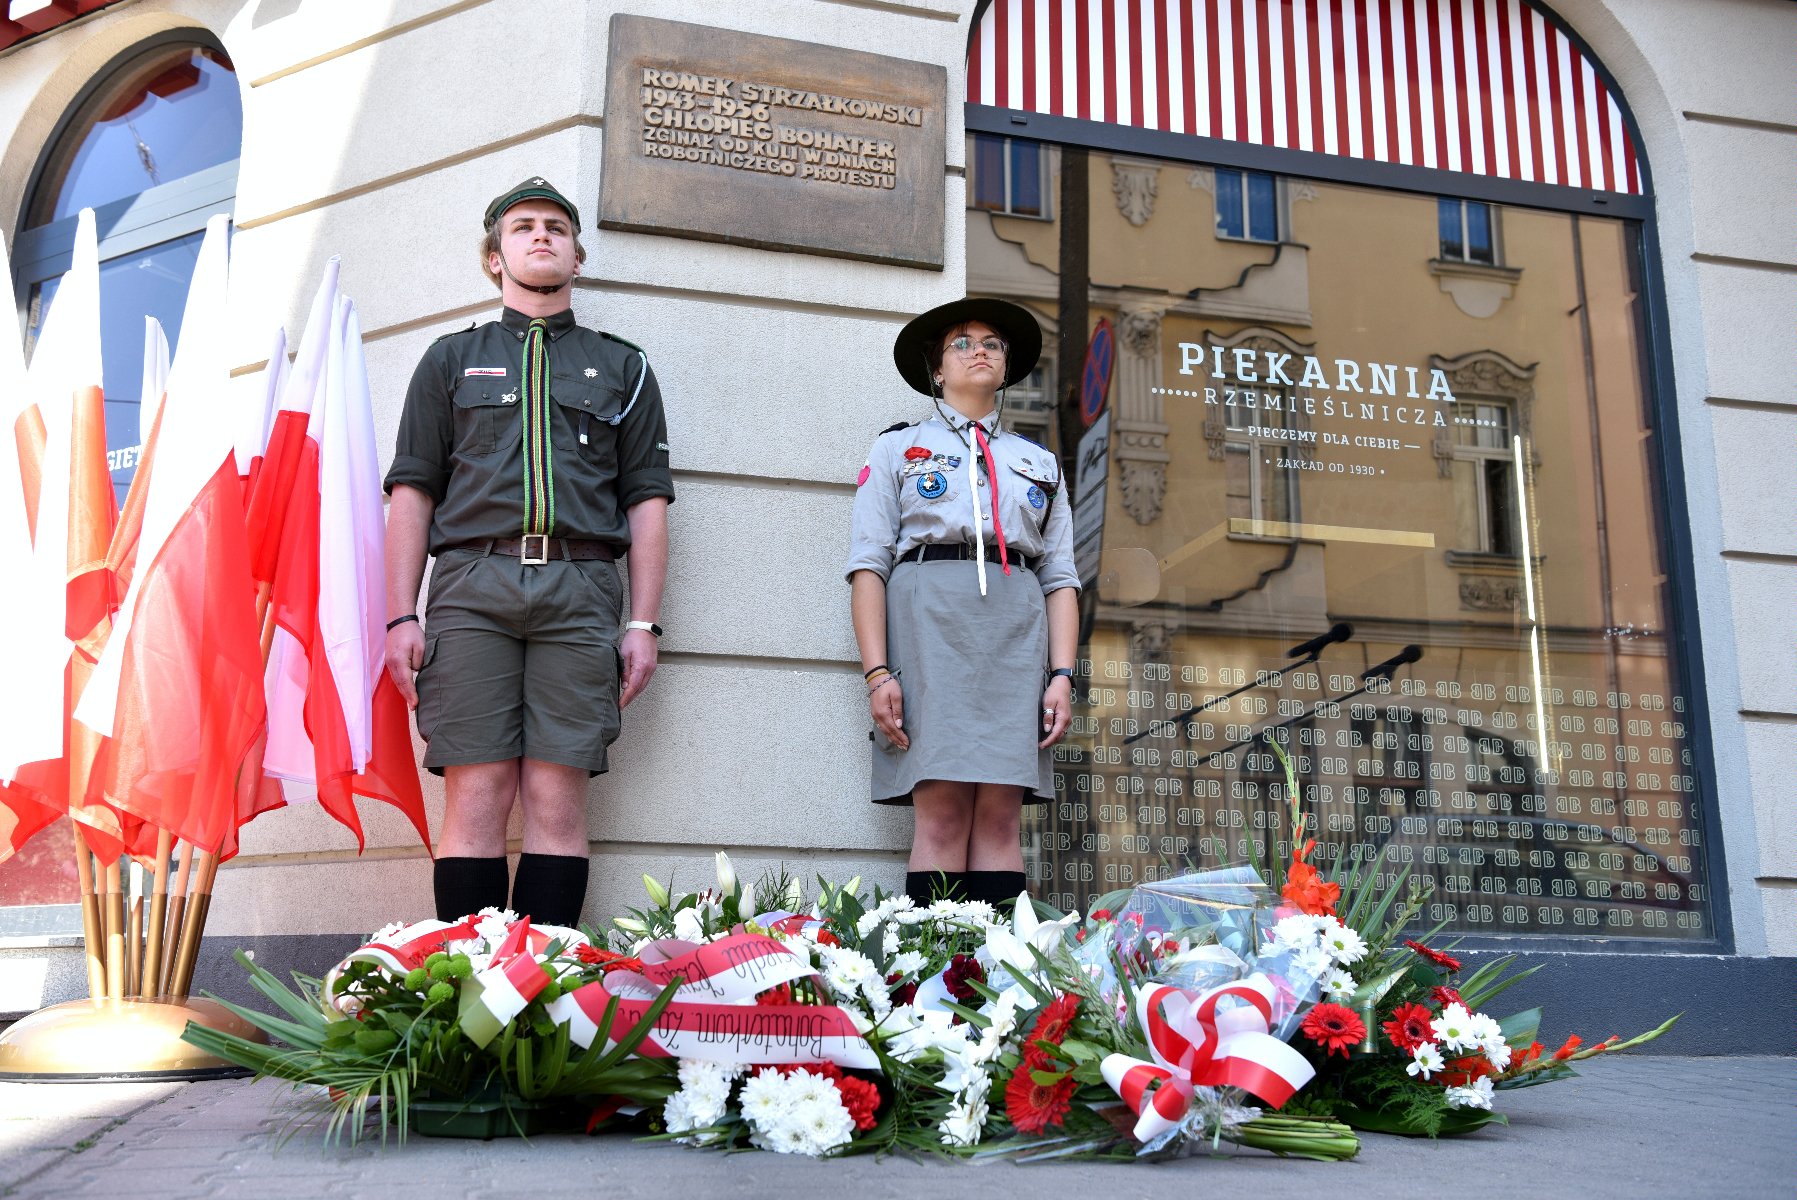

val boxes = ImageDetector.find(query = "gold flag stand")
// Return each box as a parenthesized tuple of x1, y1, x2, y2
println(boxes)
(0, 585, 288, 1081)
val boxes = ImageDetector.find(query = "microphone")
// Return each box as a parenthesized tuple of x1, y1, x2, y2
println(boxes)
(1362, 644, 1423, 681)
(1286, 623, 1353, 660)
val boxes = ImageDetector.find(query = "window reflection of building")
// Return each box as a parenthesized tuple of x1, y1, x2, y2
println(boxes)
(1438, 199, 1498, 265)
(1003, 356, 1055, 445)
(1215, 168, 1279, 242)
(969, 133, 1049, 219)
(1451, 400, 1520, 556)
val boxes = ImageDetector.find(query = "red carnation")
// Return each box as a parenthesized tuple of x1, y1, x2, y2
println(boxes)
(889, 979, 918, 1007)
(1090, 908, 1112, 921)
(904, 446, 933, 461)
(1404, 939, 1463, 972)
(943, 954, 986, 1004)
(1381, 1002, 1434, 1052)
(1430, 985, 1463, 1008)
(835, 1074, 882, 1131)
(755, 983, 794, 1006)
(1004, 1060, 1076, 1135)
(815, 928, 841, 947)
(1300, 1002, 1367, 1058)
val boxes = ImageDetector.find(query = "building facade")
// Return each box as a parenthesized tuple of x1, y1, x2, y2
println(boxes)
(0, 0, 1789, 1045)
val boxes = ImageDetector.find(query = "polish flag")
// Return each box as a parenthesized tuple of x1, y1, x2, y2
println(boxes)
(239, 326, 288, 491)
(0, 210, 146, 860)
(263, 292, 429, 850)
(0, 231, 60, 862)
(101, 317, 170, 613)
(75, 215, 269, 857)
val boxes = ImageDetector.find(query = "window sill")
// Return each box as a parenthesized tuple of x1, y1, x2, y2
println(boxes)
(1216, 232, 1282, 246)
(1429, 257, 1522, 284)
(971, 205, 1054, 222)
(1445, 550, 1532, 572)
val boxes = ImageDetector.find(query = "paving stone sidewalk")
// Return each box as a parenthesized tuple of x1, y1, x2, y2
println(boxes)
(1, 1056, 1789, 1200)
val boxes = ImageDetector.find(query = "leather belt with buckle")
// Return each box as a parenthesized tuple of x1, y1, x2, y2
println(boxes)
(899, 543, 1041, 572)
(448, 537, 617, 564)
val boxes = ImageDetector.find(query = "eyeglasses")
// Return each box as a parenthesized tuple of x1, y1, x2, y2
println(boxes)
(947, 336, 1007, 356)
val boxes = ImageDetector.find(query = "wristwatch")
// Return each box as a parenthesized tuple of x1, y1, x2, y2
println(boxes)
(625, 620, 663, 638)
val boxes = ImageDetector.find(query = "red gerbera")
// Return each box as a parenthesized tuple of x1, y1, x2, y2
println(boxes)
(1404, 940, 1463, 972)
(1004, 1060, 1077, 1134)
(1430, 985, 1463, 1008)
(1300, 1002, 1367, 1058)
(1024, 993, 1081, 1059)
(943, 954, 986, 1004)
(1381, 1001, 1434, 1052)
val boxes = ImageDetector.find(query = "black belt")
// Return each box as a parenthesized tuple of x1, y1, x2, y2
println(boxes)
(899, 543, 1040, 572)
(446, 536, 616, 564)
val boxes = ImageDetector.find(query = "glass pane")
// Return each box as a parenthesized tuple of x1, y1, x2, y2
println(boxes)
(1438, 198, 1463, 259)
(1247, 172, 1278, 241)
(46, 47, 240, 222)
(1009, 139, 1044, 216)
(1466, 202, 1495, 264)
(971, 152, 1714, 942)
(971, 134, 1008, 211)
(1215, 169, 1244, 238)
(24, 231, 207, 507)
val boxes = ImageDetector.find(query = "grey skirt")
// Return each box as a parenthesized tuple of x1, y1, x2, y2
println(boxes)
(871, 558, 1053, 806)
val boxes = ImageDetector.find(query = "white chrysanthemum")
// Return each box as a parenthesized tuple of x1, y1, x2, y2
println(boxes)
(895, 907, 931, 926)
(738, 1068, 787, 1124)
(1444, 1077, 1496, 1110)
(1483, 1039, 1514, 1071)
(1272, 912, 1326, 950)
(1290, 946, 1334, 982)
(1317, 920, 1367, 965)
(938, 1095, 988, 1147)
(1406, 1042, 1445, 1079)
(1465, 1012, 1504, 1045)
(798, 1094, 855, 1153)
(785, 1067, 834, 1107)
(890, 950, 927, 977)
(369, 920, 408, 944)
(881, 925, 901, 958)
(1321, 968, 1357, 1001)
(937, 1046, 986, 1095)
(1431, 1003, 1479, 1053)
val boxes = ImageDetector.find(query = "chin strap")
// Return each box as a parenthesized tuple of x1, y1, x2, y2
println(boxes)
(497, 248, 569, 295)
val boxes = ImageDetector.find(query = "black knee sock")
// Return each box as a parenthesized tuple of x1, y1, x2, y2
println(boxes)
(433, 856, 509, 922)
(511, 853, 590, 927)
(905, 870, 968, 903)
(966, 870, 1029, 909)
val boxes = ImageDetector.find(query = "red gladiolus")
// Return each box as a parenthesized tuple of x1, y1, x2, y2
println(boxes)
(574, 944, 644, 974)
(1553, 1034, 1584, 1060)
(1281, 860, 1342, 916)
(1381, 1002, 1434, 1052)
(1513, 1041, 1545, 1069)
(1440, 1054, 1496, 1088)
(1300, 1002, 1367, 1058)
(1004, 1060, 1077, 1134)
(1430, 985, 1463, 1008)
(1404, 940, 1463, 972)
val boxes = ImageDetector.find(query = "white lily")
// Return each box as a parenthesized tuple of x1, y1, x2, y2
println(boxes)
(980, 892, 1079, 978)
(714, 851, 738, 898)
(642, 874, 671, 907)
(781, 875, 804, 911)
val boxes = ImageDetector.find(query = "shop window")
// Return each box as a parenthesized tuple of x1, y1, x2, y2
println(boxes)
(1450, 400, 1519, 556)
(1439, 199, 1498, 265)
(0, 36, 240, 918)
(13, 37, 240, 508)
(1222, 396, 1298, 528)
(969, 133, 1049, 219)
(1215, 169, 1278, 242)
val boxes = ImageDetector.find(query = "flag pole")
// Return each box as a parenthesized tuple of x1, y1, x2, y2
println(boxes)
(140, 830, 173, 999)
(69, 824, 103, 1000)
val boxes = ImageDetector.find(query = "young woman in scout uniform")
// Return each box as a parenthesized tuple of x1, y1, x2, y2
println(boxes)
(846, 298, 1079, 907)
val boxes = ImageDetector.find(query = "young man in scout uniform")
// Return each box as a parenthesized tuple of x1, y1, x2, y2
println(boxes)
(383, 177, 674, 926)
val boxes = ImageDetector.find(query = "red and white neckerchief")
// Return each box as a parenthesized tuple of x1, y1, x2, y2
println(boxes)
(966, 419, 1010, 596)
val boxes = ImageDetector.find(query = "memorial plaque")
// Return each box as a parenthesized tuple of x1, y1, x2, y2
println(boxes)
(599, 15, 947, 269)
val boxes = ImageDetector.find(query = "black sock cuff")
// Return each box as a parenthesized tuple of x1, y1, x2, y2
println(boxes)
(511, 853, 590, 928)
(433, 856, 509, 922)
(904, 870, 968, 903)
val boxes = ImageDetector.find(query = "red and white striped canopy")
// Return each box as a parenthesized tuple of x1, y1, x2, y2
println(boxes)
(967, 0, 1641, 195)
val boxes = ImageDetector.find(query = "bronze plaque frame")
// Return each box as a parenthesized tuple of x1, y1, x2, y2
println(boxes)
(599, 14, 947, 270)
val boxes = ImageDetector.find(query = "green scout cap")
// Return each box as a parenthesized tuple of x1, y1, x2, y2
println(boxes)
(483, 176, 581, 232)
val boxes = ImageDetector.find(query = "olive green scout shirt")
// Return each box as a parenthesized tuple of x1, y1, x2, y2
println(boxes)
(384, 307, 675, 553)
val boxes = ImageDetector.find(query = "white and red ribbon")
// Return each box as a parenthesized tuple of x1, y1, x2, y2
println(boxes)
(1100, 973, 1315, 1144)
(459, 918, 559, 1047)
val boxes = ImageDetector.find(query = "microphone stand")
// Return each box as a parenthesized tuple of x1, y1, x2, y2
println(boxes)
(1123, 624, 1355, 746)
(1203, 646, 1424, 765)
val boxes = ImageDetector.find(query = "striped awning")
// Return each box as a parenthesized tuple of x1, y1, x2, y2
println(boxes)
(967, 0, 1642, 195)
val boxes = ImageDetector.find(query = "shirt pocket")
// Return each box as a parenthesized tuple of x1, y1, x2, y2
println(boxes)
(898, 462, 959, 514)
(451, 377, 518, 458)
(551, 372, 623, 469)
(1006, 462, 1059, 529)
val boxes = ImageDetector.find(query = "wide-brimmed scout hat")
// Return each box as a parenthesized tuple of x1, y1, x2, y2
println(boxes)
(484, 176, 582, 232)
(892, 297, 1042, 395)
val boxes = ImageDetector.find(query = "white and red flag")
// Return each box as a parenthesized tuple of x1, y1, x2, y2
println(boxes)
(74, 215, 270, 858)
(261, 279, 429, 851)
(239, 326, 287, 491)
(0, 231, 60, 862)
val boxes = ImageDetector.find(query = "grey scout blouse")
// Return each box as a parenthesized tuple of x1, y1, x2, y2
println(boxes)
(846, 409, 1079, 594)
(383, 307, 675, 555)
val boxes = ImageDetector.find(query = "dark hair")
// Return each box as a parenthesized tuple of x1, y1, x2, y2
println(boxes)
(922, 320, 1007, 385)
(479, 223, 587, 289)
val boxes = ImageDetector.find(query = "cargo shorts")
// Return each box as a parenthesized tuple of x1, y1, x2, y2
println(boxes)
(415, 545, 624, 776)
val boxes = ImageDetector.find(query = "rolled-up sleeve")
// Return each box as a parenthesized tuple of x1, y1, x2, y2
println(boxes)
(615, 355, 676, 512)
(845, 435, 900, 582)
(384, 344, 453, 502)
(1035, 462, 1080, 594)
